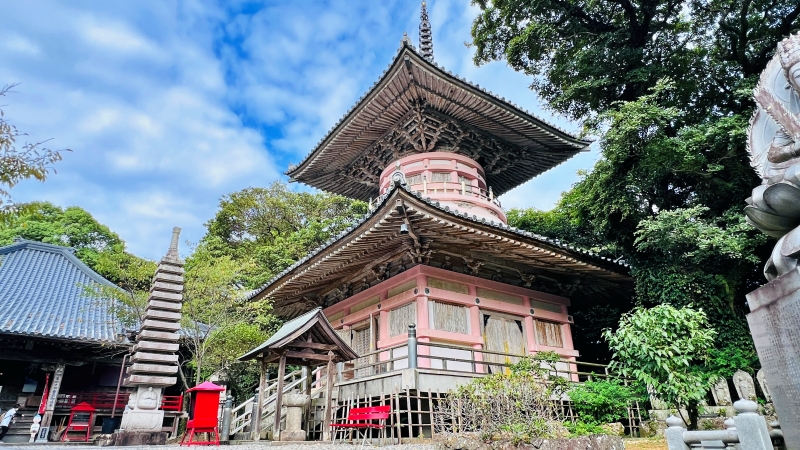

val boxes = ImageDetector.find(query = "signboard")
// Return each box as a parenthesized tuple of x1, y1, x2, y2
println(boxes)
(35, 426, 49, 443)
(44, 365, 65, 411)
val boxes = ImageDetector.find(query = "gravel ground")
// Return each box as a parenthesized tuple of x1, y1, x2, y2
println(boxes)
(0, 444, 436, 450)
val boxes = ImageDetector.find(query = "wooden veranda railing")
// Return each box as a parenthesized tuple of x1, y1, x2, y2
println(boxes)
(55, 392, 183, 412)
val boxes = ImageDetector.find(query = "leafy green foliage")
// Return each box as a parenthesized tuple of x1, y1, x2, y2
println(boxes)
(568, 379, 643, 425)
(0, 84, 68, 215)
(202, 182, 367, 288)
(563, 421, 606, 437)
(473, 0, 791, 370)
(434, 352, 572, 444)
(603, 305, 716, 429)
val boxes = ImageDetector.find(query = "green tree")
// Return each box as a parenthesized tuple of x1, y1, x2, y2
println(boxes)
(180, 242, 251, 385)
(203, 182, 367, 288)
(470, 0, 796, 367)
(0, 84, 68, 215)
(0, 201, 155, 290)
(603, 304, 716, 429)
(567, 379, 642, 426)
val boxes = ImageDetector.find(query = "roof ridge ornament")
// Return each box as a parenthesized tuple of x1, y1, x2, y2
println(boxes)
(419, 1, 433, 62)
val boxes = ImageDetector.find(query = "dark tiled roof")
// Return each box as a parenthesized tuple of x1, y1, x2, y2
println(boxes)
(247, 182, 628, 303)
(286, 42, 590, 200)
(0, 239, 125, 343)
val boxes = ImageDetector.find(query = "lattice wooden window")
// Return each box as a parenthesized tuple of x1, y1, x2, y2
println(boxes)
(429, 301, 469, 334)
(534, 320, 564, 348)
(389, 302, 417, 336)
(431, 172, 452, 182)
(406, 174, 424, 185)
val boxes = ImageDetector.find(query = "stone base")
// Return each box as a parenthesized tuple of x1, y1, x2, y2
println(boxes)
(746, 269, 800, 450)
(280, 430, 307, 441)
(96, 431, 168, 446)
(119, 409, 165, 432)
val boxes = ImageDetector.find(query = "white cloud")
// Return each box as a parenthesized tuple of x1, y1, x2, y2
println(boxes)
(1, 0, 593, 259)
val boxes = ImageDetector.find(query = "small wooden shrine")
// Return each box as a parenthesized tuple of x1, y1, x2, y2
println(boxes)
(181, 381, 225, 446)
(239, 308, 357, 441)
(61, 402, 96, 442)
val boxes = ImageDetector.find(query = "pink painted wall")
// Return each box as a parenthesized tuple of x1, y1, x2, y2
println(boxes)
(323, 265, 578, 364)
(376, 152, 506, 223)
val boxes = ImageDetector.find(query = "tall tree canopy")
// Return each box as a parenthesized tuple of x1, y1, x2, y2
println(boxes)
(0, 201, 154, 291)
(477, 0, 799, 371)
(202, 181, 368, 289)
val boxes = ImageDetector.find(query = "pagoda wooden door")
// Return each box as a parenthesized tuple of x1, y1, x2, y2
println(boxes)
(482, 314, 526, 374)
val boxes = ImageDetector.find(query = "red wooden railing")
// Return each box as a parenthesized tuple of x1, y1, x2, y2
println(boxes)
(161, 395, 183, 411)
(56, 392, 183, 412)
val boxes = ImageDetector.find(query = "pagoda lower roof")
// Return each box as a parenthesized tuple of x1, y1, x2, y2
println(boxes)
(248, 182, 630, 318)
(286, 42, 590, 201)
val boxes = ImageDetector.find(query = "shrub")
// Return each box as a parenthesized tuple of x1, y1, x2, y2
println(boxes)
(564, 420, 606, 437)
(568, 379, 642, 425)
(433, 352, 571, 445)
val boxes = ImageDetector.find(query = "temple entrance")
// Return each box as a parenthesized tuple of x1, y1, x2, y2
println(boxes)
(336, 317, 378, 378)
(482, 313, 526, 374)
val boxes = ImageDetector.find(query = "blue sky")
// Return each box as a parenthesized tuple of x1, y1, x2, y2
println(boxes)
(0, 0, 599, 260)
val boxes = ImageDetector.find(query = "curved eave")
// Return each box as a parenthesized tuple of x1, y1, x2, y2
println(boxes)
(286, 43, 590, 200)
(248, 184, 628, 306)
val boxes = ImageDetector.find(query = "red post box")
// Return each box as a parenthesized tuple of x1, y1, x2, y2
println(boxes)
(180, 381, 225, 446)
(61, 402, 96, 442)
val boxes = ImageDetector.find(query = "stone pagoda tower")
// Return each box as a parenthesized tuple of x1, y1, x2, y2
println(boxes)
(120, 227, 184, 432)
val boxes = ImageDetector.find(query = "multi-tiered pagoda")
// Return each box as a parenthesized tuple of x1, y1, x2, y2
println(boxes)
(247, 4, 631, 432)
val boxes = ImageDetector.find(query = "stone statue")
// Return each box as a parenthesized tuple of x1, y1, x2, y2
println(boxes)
(745, 31, 800, 280)
(711, 377, 732, 406)
(137, 387, 159, 410)
(732, 369, 757, 401)
(756, 369, 772, 402)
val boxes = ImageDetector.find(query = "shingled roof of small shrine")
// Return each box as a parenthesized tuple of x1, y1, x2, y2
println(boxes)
(286, 41, 590, 201)
(0, 239, 125, 343)
(247, 182, 630, 315)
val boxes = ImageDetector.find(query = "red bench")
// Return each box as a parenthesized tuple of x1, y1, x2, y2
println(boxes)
(330, 405, 392, 446)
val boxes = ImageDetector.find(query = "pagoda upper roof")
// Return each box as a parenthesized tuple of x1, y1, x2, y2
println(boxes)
(287, 41, 590, 201)
(248, 181, 630, 319)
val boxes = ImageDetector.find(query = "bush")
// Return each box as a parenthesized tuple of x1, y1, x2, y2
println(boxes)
(434, 352, 571, 445)
(568, 379, 642, 425)
(564, 420, 605, 437)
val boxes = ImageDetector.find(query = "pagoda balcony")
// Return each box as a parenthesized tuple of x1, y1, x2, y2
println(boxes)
(377, 152, 507, 223)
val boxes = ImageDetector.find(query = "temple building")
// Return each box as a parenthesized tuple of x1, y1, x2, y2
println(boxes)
(243, 2, 633, 440)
